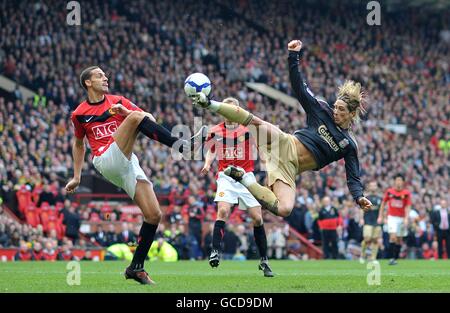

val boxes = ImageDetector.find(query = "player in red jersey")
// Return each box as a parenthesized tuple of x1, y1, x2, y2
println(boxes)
(378, 174, 412, 265)
(201, 97, 273, 277)
(65, 66, 206, 284)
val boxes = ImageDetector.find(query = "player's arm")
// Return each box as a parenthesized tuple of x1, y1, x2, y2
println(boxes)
(404, 204, 411, 228)
(201, 149, 216, 175)
(287, 40, 319, 114)
(377, 199, 386, 225)
(404, 192, 412, 227)
(66, 137, 85, 193)
(344, 149, 372, 211)
(201, 130, 216, 175)
(66, 114, 86, 193)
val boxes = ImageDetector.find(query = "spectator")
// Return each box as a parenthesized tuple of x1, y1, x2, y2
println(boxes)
(37, 184, 56, 207)
(148, 237, 178, 262)
(0, 224, 10, 247)
(42, 240, 58, 261)
(91, 225, 107, 247)
(57, 243, 77, 261)
(318, 197, 340, 259)
(168, 205, 183, 225)
(419, 242, 438, 260)
(31, 241, 45, 260)
(14, 240, 34, 261)
(62, 202, 81, 244)
(82, 250, 93, 261)
(430, 199, 450, 259)
(105, 224, 119, 247)
(117, 222, 136, 245)
(186, 196, 205, 253)
(222, 225, 241, 260)
(105, 243, 133, 261)
(267, 226, 287, 260)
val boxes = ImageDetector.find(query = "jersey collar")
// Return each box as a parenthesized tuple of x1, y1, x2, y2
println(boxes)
(87, 95, 106, 105)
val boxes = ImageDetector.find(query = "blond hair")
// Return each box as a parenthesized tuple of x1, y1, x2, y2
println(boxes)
(223, 97, 240, 107)
(337, 80, 366, 124)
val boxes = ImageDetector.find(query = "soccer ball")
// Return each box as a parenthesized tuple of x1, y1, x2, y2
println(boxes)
(184, 73, 211, 98)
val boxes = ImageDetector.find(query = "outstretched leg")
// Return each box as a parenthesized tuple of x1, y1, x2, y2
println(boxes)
(226, 165, 296, 217)
(113, 111, 206, 159)
(200, 98, 282, 145)
(197, 97, 297, 217)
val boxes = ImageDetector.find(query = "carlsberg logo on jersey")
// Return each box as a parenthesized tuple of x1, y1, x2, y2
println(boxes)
(318, 125, 339, 152)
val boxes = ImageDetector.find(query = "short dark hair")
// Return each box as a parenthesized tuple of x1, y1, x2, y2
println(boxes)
(394, 173, 405, 180)
(79, 66, 99, 90)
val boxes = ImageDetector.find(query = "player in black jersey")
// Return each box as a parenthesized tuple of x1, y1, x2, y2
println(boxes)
(191, 39, 372, 218)
(360, 181, 383, 262)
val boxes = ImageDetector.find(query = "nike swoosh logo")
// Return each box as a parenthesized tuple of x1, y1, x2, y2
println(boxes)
(85, 117, 94, 122)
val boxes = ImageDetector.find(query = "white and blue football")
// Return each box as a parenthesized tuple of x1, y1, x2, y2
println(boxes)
(184, 73, 211, 98)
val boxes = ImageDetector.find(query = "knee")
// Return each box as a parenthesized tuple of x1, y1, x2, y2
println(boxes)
(217, 207, 230, 220)
(252, 214, 263, 227)
(143, 208, 162, 225)
(251, 116, 264, 126)
(276, 204, 293, 218)
(127, 111, 145, 125)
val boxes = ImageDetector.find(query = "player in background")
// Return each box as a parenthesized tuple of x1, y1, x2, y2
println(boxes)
(66, 66, 206, 284)
(378, 174, 412, 265)
(201, 97, 274, 277)
(191, 39, 372, 218)
(359, 181, 383, 263)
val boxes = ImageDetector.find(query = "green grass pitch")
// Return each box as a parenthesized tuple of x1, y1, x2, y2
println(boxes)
(1, 260, 449, 293)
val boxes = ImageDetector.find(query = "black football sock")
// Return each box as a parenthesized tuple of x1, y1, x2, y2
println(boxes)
(137, 116, 186, 152)
(389, 242, 396, 259)
(395, 244, 401, 259)
(130, 221, 158, 270)
(212, 220, 226, 251)
(254, 225, 268, 260)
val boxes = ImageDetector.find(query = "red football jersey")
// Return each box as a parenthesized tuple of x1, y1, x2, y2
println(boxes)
(205, 123, 256, 175)
(71, 94, 142, 157)
(383, 188, 412, 217)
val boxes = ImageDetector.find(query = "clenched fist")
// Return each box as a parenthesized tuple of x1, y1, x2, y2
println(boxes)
(288, 40, 302, 52)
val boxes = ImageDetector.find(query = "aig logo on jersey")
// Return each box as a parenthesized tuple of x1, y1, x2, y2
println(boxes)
(92, 121, 118, 140)
(224, 147, 244, 159)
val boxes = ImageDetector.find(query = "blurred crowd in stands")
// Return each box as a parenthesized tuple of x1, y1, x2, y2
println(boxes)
(0, 0, 448, 261)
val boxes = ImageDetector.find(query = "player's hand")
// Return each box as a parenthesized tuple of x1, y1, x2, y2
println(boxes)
(65, 177, 80, 194)
(377, 217, 383, 225)
(110, 103, 132, 116)
(404, 217, 409, 228)
(357, 197, 372, 212)
(200, 165, 210, 175)
(288, 40, 302, 52)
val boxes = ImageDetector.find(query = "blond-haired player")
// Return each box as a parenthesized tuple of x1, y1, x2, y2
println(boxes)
(191, 40, 372, 218)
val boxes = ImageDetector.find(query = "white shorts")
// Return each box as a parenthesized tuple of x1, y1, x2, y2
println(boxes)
(214, 172, 260, 210)
(92, 142, 151, 199)
(387, 215, 407, 237)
